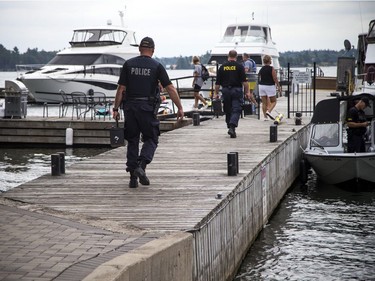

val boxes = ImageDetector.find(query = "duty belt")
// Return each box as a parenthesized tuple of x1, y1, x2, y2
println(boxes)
(126, 97, 156, 102)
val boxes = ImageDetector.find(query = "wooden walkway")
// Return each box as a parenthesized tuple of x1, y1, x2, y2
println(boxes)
(1, 93, 321, 232)
(0, 91, 332, 280)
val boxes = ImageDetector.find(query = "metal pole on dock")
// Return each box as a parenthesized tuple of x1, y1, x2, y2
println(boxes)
(193, 112, 200, 126)
(270, 125, 277, 142)
(227, 152, 238, 176)
(51, 154, 61, 176)
(58, 152, 65, 174)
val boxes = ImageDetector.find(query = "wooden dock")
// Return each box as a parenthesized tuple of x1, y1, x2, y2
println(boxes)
(0, 91, 332, 280)
(0, 115, 192, 146)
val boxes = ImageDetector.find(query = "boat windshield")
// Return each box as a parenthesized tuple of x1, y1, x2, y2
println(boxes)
(47, 54, 125, 66)
(70, 29, 127, 47)
(221, 25, 267, 43)
(368, 19, 375, 43)
(311, 123, 340, 147)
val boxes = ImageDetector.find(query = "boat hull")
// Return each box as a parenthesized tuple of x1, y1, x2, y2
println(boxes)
(304, 151, 375, 184)
(20, 74, 118, 103)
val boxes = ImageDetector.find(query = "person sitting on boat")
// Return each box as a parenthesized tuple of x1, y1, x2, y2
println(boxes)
(346, 97, 371, 153)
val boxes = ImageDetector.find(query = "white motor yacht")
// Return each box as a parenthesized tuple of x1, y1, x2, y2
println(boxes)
(17, 24, 139, 103)
(200, 22, 280, 99)
(207, 22, 280, 69)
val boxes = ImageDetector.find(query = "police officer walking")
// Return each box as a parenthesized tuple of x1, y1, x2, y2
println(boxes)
(214, 50, 251, 138)
(112, 37, 184, 188)
(346, 97, 371, 153)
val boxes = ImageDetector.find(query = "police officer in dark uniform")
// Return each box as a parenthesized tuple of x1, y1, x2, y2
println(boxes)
(346, 97, 371, 153)
(112, 37, 184, 188)
(214, 50, 251, 138)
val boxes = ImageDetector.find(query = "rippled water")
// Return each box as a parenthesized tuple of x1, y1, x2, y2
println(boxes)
(234, 174, 375, 281)
(0, 147, 110, 192)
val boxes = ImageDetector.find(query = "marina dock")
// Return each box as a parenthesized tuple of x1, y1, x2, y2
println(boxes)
(0, 114, 192, 147)
(0, 92, 330, 281)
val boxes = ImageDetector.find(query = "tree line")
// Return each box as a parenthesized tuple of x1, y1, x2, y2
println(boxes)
(0, 43, 355, 71)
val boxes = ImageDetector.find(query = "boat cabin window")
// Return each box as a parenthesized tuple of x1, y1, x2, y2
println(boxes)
(48, 54, 101, 65)
(99, 30, 126, 43)
(222, 26, 249, 43)
(245, 26, 267, 43)
(221, 25, 268, 43)
(93, 54, 125, 65)
(224, 26, 236, 37)
(367, 20, 375, 43)
(311, 123, 340, 147)
(70, 29, 126, 46)
(47, 54, 125, 66)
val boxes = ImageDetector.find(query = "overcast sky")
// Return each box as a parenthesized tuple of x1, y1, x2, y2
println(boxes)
(0, 0, 374, 57)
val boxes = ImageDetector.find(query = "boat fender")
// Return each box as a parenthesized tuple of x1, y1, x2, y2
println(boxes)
(66, 128, 73, 146)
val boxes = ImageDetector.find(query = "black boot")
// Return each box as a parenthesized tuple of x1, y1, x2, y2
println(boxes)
(134, 160, 150, 185)
(129, 172, 138, 188)
(228, 126, 236, 138)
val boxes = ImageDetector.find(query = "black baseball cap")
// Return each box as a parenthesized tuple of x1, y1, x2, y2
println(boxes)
(361, 97, 371, 107)
(139, 37, 155, 48)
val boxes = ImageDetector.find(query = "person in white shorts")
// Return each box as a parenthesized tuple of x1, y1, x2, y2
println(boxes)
(258, 55, 281, 121)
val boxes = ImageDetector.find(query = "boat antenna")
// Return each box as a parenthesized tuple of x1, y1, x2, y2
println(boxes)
(119, 10, 124, 27)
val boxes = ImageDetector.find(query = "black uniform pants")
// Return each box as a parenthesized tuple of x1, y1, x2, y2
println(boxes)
(347, 134, 365, 153)
(221, 87, 244, 128)
(123, 101, 160, 172)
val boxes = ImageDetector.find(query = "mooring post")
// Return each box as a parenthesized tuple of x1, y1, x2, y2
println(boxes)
(193, 112, 200, 126)
(270, 124, 277, 142)
(51, 154, 61, 176)
(230, 151, 239, 174)
(227, 152, 238, 176)
(58, 152, 65, 174)
(295, 112, 302, 125)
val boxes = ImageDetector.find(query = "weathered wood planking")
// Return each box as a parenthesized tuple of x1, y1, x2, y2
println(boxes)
(2, 104, 310, 232)
(0, 117, 192, 146)
(2, 92, 331, 233)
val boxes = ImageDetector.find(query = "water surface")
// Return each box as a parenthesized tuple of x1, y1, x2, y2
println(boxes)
(234, 174, 375, 280)
(0, 147, 110, 192)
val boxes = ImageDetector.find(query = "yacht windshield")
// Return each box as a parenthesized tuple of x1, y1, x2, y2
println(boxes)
(221, 25, 267, 43)
(70, 29, 127, 46)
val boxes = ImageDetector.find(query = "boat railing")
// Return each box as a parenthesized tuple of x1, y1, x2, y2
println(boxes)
(16, 64, 45, 76)
(165, 75, 217, 115)
(16, 64, 45, 72)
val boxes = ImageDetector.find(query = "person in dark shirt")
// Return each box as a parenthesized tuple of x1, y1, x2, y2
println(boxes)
(112, 37, 184, 188)
(346, 97, 371, 153)
(214, 50, 251, 138)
